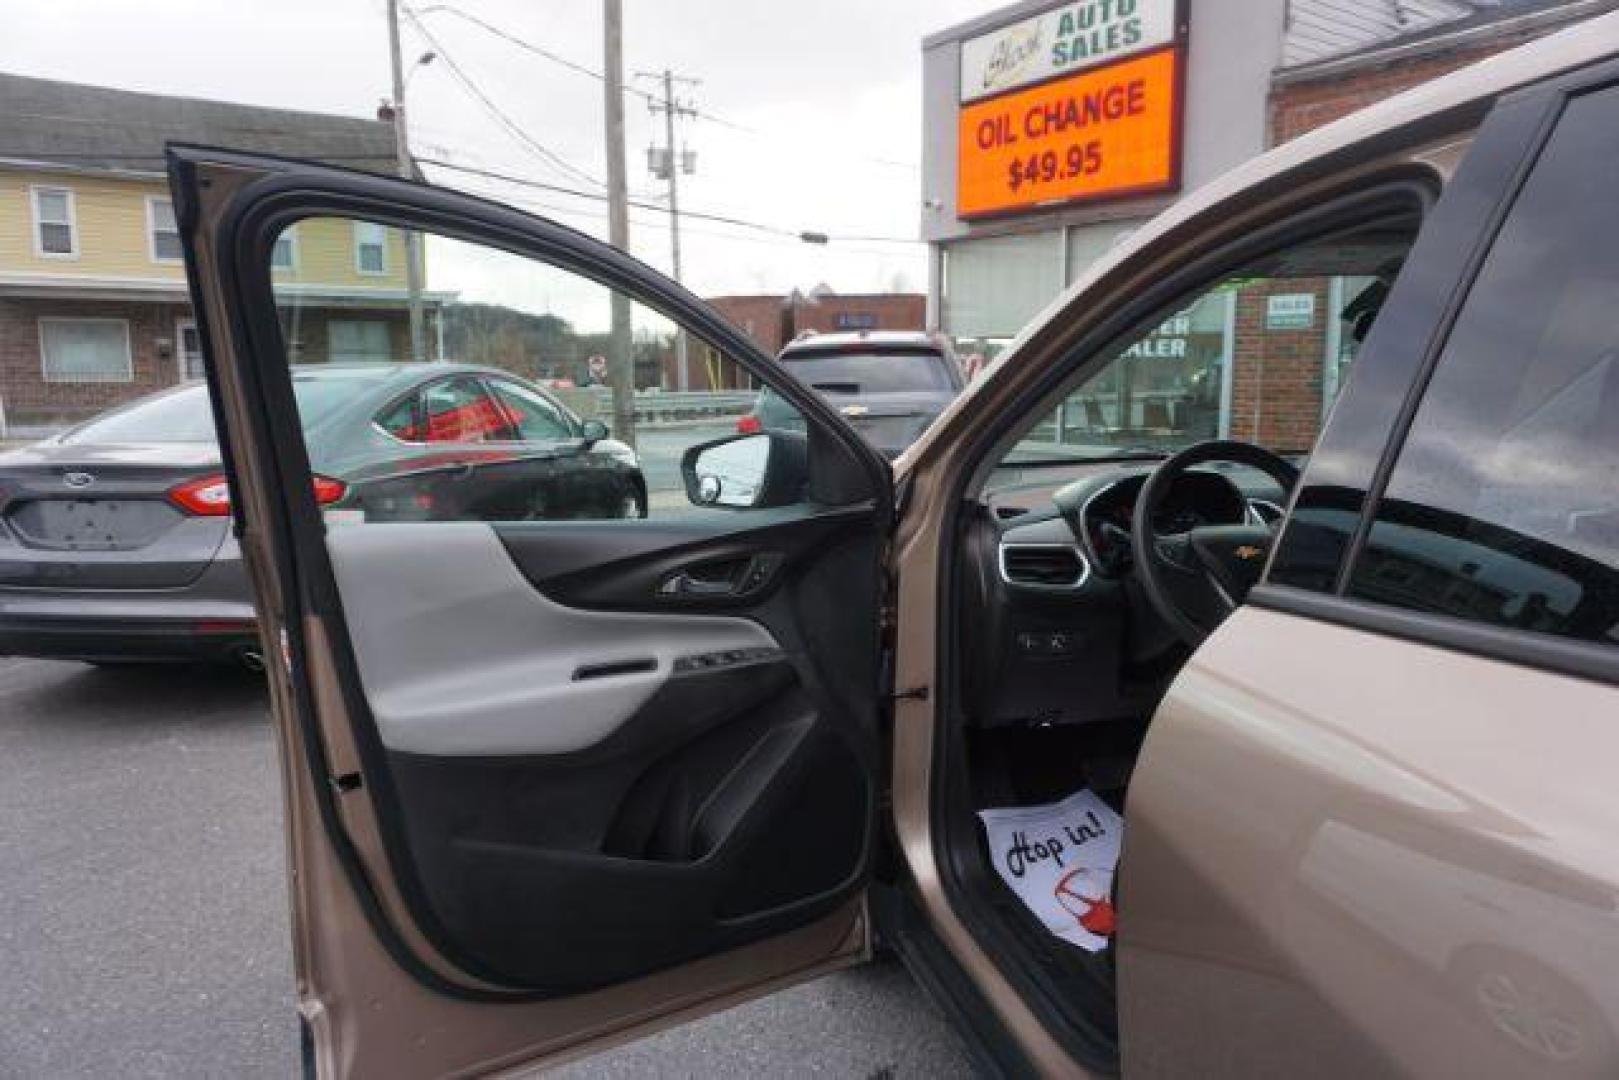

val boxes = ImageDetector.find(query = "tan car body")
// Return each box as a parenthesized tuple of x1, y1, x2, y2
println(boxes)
(178, 13, 1619, 1078)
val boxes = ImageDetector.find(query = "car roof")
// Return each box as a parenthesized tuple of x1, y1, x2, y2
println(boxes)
(778, 331, 944, 356)
(289, 361, 523, 389)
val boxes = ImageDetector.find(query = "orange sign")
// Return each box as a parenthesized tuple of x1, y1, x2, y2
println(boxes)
(957, 47, 1181, 219)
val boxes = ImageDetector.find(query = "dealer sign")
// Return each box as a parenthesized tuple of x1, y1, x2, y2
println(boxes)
(956, 0, 1186, 219)
(957, 47, 1181, 219)
(959, 0, 1179, 103)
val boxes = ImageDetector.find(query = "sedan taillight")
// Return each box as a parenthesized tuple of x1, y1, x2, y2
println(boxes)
(168, 473, 348, 516)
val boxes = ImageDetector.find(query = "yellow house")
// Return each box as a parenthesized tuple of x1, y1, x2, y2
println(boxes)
(0, 72, 443, 429)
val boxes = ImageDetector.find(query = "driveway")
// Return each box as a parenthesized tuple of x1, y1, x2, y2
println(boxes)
(0, 658, 973, 1077)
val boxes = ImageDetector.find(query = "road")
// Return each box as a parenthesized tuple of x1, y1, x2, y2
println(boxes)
(0, 657, 974, 1078)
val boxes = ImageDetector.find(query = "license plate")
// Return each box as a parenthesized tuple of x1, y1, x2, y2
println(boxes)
(24, 500, 128, 549)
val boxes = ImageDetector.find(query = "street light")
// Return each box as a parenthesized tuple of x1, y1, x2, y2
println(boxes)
(404, 50, 437, 92)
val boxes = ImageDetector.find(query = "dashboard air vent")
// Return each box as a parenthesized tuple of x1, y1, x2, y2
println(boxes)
(999, 543, 1089, 588)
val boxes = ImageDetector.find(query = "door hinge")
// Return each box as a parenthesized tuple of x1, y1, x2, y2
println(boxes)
(893, 685, 930, 702)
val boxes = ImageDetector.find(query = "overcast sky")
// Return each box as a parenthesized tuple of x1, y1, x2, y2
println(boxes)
(3, 0, 996, 312)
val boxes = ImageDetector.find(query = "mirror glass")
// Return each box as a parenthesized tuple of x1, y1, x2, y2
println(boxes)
(690, 434, 771, 508)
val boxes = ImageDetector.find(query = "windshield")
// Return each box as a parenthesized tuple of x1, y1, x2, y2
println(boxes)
(779, 349, 953, 394)
(998, 214, 1418, 467)
(62, 376, 368, 444)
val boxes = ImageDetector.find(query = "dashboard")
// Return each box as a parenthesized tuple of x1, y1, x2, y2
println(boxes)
(1056, 470, 1250, 578)
(959, 461, 1286, 729)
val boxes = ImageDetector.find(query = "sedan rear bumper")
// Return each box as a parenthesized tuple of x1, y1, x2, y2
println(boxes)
(0, 613, 261, 664)
(0, 538, 259, 664)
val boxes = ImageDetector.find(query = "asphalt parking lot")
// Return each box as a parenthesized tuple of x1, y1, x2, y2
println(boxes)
(0, 657, 974, 1078)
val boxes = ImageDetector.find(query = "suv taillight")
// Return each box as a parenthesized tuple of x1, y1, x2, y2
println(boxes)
(168, 473, 347, 516)
(736, 414, 763, 435)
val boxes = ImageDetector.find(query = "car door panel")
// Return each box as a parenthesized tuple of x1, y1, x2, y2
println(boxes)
(322, 513, 882, 992)
(328, 519, 877, 994)
(327, 523, 784, 756)
(169, 147, 890, 1073)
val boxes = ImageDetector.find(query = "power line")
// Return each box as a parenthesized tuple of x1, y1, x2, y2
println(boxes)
(402, 7, 605, 189)
(408, 3, 919, 173)
(418, 156, 921, 246)
(422, 157, 788, 235)
(413, 4, 655, 103)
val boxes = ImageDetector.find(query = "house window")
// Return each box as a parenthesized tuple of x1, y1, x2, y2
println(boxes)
(31, 186, 77, 257)
(39, 318, 133, 383)
(354, 222, 388, 275)
(271, 226, 297, 271)
(148, 197, 182, 262)
(328, 319, 393, 363)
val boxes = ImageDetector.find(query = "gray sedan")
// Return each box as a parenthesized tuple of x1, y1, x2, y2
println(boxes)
(0, 362, 642, 666)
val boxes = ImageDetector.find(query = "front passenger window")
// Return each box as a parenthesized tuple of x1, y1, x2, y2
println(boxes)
(269, 215, 836, 524)
(488, 379, 573, 440)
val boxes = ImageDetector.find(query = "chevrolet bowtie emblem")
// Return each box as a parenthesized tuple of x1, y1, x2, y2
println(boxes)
(1234, 545, 1266, 561)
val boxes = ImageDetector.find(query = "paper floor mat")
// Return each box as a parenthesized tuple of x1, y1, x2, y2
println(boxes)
(976, 788, 1122, 952)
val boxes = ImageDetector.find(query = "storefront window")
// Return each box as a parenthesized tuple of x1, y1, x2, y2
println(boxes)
(1003, 267, 1390, 465)
(942, 231, 1063, 352)
(1064, 221, 1137, 286)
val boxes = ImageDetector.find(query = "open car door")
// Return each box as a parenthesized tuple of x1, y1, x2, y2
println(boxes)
(167, 147, 893, 1078)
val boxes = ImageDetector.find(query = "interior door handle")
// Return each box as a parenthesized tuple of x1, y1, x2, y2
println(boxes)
(657, 552, 783, 599)
(659, 571, 737, 597)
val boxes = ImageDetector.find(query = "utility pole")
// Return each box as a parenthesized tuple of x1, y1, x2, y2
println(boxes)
(639, 69, 698, 390)
(603, 0, 636, 447)
(386, 0, 427, 362)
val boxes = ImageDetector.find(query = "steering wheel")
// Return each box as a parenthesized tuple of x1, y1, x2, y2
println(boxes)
(1130, 440, 1299, 647)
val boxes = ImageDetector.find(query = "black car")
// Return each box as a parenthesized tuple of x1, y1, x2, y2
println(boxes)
(0, 362, 643, 666)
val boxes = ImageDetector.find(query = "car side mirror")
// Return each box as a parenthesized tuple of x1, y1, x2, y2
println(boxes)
(580, 418, 610, 445)
(681, 431, 806, 510)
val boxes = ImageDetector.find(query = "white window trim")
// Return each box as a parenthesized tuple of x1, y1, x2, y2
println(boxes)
(146, 195, 182, 264)
(38, 316, 134, 384)
(30, 185, 78, 260)
(271, 224, 299, 272)
(353, 222, 388, 276)
(175, 316, 202, 383)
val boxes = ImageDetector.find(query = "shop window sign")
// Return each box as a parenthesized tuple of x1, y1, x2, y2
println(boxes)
(1266, 293, 1316, 330)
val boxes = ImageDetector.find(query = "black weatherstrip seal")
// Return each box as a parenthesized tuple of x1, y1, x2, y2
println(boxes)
(168, 143, 894, 1001)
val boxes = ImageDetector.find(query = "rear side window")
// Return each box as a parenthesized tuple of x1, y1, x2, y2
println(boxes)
(1346, 86, 1619, 648)
(780, 350, 953, 393)
(62, 385, 216, 444)
(63, 379, 363, 443)
(414, 377, 516, 443)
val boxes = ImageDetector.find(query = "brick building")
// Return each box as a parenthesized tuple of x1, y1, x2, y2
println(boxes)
(707, 286, 926, 356)
(0, 73, 442, 433)
(1236, 0, 1619, 446)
